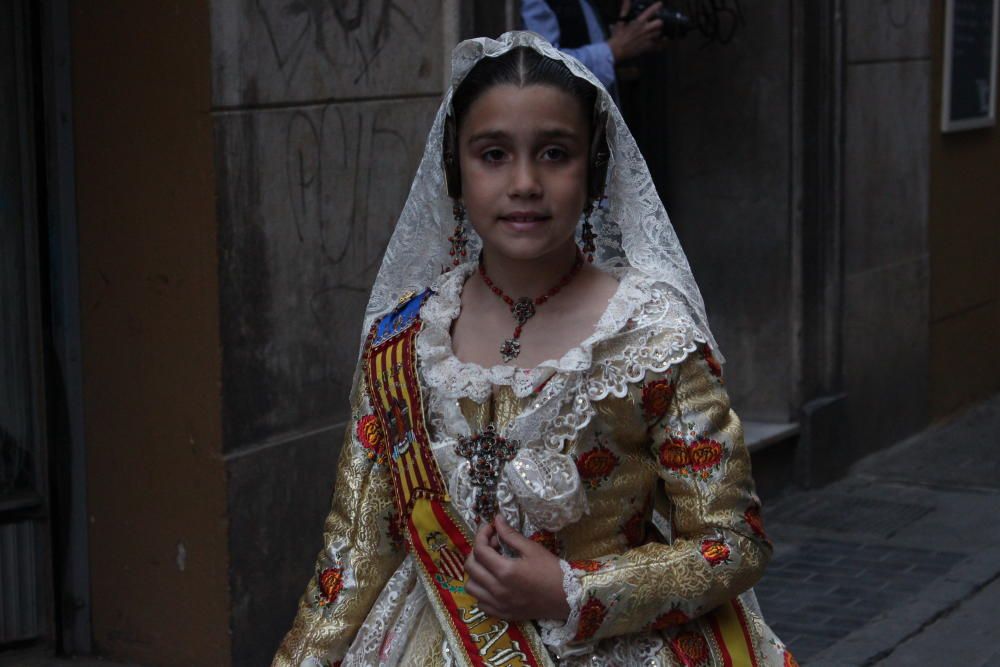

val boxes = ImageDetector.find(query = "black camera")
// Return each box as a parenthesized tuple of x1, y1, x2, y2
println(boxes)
(622, 1, 693, 40)
(619, 1, 746, 45)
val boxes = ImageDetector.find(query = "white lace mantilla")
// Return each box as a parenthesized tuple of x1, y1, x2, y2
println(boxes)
(415, 261, 709, 536)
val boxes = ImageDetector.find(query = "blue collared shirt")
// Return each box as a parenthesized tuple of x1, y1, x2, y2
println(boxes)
(521, 0, 617, 90)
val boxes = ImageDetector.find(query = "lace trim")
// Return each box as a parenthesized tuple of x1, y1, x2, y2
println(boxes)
(342, 557, 419, 666)
(530, 284, 709, 454)
(538, 559, 588, 654)
(416, 262, 647, 402)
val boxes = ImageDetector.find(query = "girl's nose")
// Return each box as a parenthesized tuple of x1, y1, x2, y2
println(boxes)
(508, 159, 542, 198)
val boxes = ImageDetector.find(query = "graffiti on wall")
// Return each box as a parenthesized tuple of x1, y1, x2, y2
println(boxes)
(255, 0, 431, 86)
(283, 102, 431, 324)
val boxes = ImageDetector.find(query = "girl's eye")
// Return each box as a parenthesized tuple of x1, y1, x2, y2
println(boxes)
(541, 147, 567, 161)
(482, 149, 507, 162)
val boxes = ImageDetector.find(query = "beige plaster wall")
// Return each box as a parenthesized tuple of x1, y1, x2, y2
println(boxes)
(72, 2, 230, 664)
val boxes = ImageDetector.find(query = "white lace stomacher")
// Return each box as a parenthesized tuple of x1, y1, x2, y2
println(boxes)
(415, 263, 709, 536)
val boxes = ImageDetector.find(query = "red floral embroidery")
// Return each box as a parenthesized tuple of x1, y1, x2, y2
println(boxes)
(689, 438, 724, 471)
(575, 445, 619, 488)
(700, 539, 731, 567)
(622, 510, 647, 547)
(316, 566, 345, 606)
(659, 437, 690, 470)
(701, 345, 723, 378)
(642, 378, 676, 422)
(659, 437, 725, 479)
(670, 631, 710, 666)
(356, 414, 386, 464)
(652, 608, 690, 630)
(573, 596, 608, 641)
(529, 530, 562, 556)
(783, 650, 800, 667)
(744, 505, 768, 541)
(568, 559, 603, 573)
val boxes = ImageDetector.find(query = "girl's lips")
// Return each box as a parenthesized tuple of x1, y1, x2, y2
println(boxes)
(499, 214, 551, 222)
(499, 215, 551, 232)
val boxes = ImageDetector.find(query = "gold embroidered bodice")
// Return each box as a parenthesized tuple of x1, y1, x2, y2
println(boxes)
(272, 272, 793, 666)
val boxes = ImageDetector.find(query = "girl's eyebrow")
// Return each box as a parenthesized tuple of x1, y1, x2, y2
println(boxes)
(466, 127, 582, 143)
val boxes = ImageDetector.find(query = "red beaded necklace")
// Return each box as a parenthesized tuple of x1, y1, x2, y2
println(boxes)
(478, 250, 584, 362)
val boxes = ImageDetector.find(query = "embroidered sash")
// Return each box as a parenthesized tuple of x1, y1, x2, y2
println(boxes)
(362, 291, 553, 667)
(707, 598, 761, 666)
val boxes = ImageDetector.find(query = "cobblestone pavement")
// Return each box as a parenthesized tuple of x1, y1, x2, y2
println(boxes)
(755, 394, 1000, 666)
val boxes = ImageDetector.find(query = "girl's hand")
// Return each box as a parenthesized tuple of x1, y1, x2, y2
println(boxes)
(464, 515, 571, 622)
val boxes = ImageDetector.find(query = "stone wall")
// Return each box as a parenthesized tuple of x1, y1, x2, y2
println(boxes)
(208, 2, 444, 663)
(656, 0, 797, 423)
(840, 0, 931, 464)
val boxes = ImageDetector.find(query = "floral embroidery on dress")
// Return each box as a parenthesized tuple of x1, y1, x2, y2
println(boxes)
(701, 345, 723, 380)
(700, 539, 732, 567)
(659, 436, 690, 471)
(568, 559, 604, 573)
(744, 504, 769, 542)
(314, 565, 345, 607)
(642, 377, 676, 422)
(622, 509, 648, 547)
(574, 594, 608, 641)
(529, 530, 562, 556)
(574, 443, 619, 489)
(670, 631, 710, 666)
(658, 434, 725, 479)
(651, 607, 690, 630)
(689, 438, 724, 473)
(783, 649, 800, 667)
(355, 414, 387, 465)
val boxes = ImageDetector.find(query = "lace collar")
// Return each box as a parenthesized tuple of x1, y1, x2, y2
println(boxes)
(416, 261, 653, 402)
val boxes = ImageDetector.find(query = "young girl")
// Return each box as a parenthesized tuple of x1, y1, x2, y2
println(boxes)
(272, 31, 795, 667)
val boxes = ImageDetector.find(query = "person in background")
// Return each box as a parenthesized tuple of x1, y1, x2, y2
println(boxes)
(521, 0, 667, 94)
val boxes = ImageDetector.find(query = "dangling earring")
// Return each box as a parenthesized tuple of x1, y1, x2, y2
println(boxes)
(580, 200, 598, 263)
(448, 201, 469, 268)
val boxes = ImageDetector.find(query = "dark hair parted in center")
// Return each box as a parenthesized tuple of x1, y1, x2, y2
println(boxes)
(451, 46, 598, 129)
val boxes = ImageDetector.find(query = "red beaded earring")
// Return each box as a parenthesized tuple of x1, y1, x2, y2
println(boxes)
(448, 201, 469, 267)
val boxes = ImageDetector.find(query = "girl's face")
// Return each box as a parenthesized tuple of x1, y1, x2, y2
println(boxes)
(457, 84, 590, 262)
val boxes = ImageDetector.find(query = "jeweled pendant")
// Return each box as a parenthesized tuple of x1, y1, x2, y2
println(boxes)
(500, 338, 521, 362)
(511, 296, 536, 325)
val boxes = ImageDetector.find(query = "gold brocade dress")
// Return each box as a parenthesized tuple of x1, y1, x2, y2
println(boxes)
(272, 264, 796, 667)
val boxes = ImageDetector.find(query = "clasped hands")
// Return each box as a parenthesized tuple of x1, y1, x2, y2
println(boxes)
(463, 514, 571, 622)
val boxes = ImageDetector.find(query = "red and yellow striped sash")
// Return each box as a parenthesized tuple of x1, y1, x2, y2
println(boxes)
(363, 303, 552, 667)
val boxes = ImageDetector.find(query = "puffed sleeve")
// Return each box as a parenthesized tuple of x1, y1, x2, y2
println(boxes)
(271, 381, 406, 667)
(556, 344, 772, 647)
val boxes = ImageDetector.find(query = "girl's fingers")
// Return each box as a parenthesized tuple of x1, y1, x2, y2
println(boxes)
(474, 523, 512, 574)
(464, 553, 504, 598)
(493, 515, 538, 555)
(465, 577, 503, 613)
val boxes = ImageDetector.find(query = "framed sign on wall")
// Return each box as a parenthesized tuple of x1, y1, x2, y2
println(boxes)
(942, 0, 999, 132)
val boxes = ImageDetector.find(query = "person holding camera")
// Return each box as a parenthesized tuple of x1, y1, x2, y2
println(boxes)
(521, 0, 668, 93)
